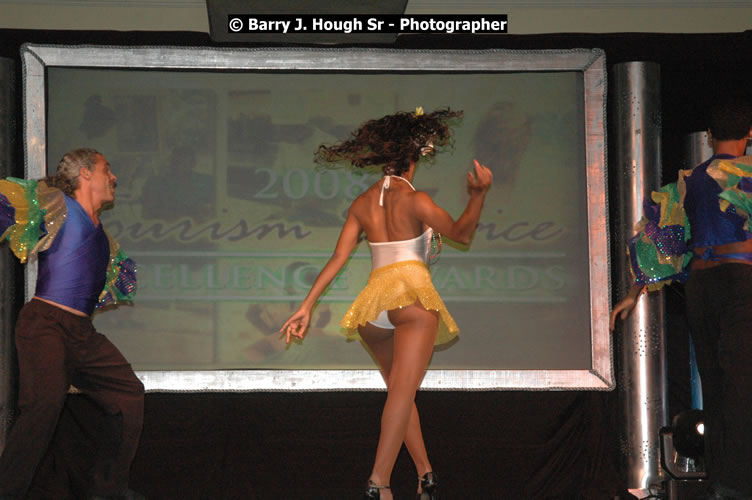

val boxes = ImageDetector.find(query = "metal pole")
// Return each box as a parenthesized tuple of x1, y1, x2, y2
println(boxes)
(610, 61, 668, 496)
(682, 131, 713, 170)
(0, 57, 17, 453)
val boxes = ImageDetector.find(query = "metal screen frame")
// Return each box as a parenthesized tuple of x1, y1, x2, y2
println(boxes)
(22, 44, 610, 391)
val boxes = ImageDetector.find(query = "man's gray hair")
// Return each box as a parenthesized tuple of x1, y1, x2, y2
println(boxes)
(45, 148, 101, 196)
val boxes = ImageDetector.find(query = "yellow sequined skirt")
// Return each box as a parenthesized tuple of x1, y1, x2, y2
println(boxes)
(341, 260, 459, 345)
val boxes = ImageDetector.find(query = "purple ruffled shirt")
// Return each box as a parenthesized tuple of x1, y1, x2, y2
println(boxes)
(35, 195, 110, 315)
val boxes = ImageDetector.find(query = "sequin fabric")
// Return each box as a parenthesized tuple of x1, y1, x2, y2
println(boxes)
(712, 158, 752, 231)
(1, 177, 137, 309)
(0, 178, 70, 262)
(0, 178, 45, 263)
(628, 155, 752, 291)
(629, 174, 693, 290)
(97, 231, 137, 309)
(341, 259, 458, 345)
(34, 180, 67, 254)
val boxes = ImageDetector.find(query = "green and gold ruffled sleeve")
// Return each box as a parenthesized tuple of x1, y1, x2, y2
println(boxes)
(0, 177, 67, 263)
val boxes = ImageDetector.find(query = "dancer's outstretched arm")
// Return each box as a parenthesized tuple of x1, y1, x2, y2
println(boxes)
(280, 211, 362, 343)
(609, 283, 645, 331)
(412, 159, 492, 245)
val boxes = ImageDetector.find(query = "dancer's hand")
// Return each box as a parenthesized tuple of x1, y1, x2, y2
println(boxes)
(467, 159, 493, 196)
(609, 284, 645, 331)
(280, 308, 311, 344)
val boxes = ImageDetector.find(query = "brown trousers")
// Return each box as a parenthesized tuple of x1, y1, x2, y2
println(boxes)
(0, 299, 144, 497)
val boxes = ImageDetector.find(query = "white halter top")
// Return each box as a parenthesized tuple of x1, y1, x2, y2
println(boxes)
(369, 176, 433, 269)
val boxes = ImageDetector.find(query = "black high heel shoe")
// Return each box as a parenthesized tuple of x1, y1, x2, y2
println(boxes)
(364, 479, 391, 499)
(417, 471, 438, 500)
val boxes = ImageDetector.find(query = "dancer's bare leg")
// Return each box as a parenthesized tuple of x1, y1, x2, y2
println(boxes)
(360, 302, 438, 498)
(359, 324, 434, 479)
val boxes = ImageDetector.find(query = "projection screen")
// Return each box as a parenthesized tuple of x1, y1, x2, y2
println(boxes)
(21, 44, 610, 390)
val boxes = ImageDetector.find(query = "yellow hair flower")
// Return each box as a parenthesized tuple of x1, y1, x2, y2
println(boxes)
(415, 106, 424, 117)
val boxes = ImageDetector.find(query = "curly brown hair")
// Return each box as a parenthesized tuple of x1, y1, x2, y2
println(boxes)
(315, 108, 463, 175)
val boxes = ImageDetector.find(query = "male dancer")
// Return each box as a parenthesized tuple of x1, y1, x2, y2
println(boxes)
(0, 148, 143, 500)
(612, 99, 752, 499)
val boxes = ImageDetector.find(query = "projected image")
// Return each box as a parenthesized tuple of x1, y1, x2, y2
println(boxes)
(113, 95, 159, 152)
(46, 68, 589, 372)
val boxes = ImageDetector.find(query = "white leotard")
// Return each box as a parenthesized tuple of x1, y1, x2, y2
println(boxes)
(367, 176, 432, 329)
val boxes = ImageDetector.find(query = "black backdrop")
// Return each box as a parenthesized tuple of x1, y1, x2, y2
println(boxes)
(1, 27, 751, 499)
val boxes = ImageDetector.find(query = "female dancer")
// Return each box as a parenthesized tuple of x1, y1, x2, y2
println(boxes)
(280, 108, 492, 499)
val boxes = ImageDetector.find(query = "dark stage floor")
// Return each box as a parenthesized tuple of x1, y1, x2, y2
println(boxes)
(24, 390, 627, 499)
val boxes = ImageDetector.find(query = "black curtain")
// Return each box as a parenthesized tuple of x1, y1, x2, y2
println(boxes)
(31, 391, 621, 499)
